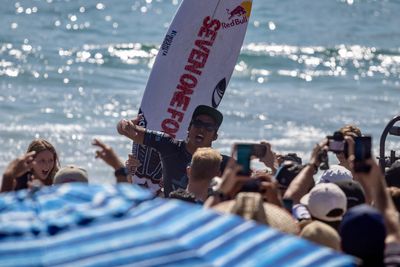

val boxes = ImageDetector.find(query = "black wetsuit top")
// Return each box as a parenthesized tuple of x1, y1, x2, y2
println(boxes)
(143, 130, 229, 197)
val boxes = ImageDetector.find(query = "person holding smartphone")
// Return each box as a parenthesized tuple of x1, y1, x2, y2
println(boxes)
(337, 124, 362, 170)
(339, 142, 400, 266)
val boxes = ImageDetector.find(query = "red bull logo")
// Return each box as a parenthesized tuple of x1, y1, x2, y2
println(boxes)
(227, 6, 246, 20)
(223, 1, 251, 29)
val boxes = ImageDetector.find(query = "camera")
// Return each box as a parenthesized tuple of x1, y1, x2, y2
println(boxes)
(318, 131, 348, 171)
(280, 153, 302, 165)
(234, 143, 267, 176)
(318, 150, 329, 170)
(327, 131, 347, 155)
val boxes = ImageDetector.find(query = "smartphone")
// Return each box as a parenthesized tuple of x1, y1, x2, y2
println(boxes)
(236, 144, 253, 176)
(354, 136, 372, 173)
(240, 178, 262, 192)
(234, 143, 267, 176)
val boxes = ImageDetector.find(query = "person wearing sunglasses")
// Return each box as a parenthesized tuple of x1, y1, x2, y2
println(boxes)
(117, 105, 229, 197)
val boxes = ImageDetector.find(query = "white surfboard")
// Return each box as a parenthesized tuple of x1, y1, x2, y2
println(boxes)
(132, 0, 253, 193)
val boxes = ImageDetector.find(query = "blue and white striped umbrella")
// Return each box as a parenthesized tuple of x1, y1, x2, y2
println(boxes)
(0, 184, 355, 267)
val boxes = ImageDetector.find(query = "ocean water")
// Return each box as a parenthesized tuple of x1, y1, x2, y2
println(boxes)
(1, 0, 399, 183)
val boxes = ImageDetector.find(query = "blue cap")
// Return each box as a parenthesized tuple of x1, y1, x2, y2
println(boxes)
(339, 204, 386, 264)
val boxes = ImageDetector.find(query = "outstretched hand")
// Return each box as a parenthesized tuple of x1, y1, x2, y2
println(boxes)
(1, 151, 36, 192)
(4, 151, 36, 179)
(259, 141, 277, 173)
(117, 115, 142, 138)
(309, 140, 328, 167)
(255, 172, 283, 207)
(92, 138, 124, 170)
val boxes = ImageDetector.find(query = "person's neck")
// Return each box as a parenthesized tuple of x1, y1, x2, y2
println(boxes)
(185, 141, 198, 155)
(187, 180, 210, 202)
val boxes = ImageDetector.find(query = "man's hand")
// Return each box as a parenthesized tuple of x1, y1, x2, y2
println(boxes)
(259, 141, 277, 174)
(126, 154, 141, 175)
(255, 172, 283, 207)
(117, 115, 145, 144)
(3, 151, 36, 179)
(92, 139, 124, 170)
(1, 151, 36, 192)
(309, 140, 328, 167)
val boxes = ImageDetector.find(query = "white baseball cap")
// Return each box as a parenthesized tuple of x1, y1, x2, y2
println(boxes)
(316, 165, 352, 184)
(300, 183, 347, 222)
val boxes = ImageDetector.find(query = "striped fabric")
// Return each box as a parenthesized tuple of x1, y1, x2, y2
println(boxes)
(0, 184, 355, 267)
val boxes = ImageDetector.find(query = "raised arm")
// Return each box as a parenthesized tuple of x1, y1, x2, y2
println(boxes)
(258, 141, 278, 174)
(356, 158, 400, 243)
(117, 115, 145, 144)
(283, 141, 325, 204)
(92, 138, 128, 183)
(1, 151, 36, 192)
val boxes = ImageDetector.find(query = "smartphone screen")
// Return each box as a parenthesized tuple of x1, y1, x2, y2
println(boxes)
(236, 144, 252, 176)
(354, 136, 372, 173)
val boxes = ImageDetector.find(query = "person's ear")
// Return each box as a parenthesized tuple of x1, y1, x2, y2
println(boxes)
(213, 132, 218, 141)
(186, 166, 191, 177)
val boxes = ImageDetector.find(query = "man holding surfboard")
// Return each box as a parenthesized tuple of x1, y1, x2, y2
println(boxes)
(117, 105, 229, 197)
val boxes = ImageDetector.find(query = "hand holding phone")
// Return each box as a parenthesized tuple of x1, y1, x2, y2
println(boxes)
(354, 136, 372, 173)
(233, 143, 267, 176)
(235, 144, 252, 176)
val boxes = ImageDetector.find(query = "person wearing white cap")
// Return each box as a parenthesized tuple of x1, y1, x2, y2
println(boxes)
(300, 183, 347, 231)
(316, 164, 353, 184)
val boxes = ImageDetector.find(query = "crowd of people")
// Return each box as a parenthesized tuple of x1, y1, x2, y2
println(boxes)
(2, 104, 400, 266)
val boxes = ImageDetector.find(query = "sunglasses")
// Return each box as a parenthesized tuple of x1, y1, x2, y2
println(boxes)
(191, 119, 218, 132)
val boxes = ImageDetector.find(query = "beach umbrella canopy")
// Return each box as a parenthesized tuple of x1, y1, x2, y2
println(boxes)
(0, 184, 355, 267)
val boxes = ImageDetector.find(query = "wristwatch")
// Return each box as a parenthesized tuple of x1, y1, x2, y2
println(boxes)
(114, 167, 128, 177)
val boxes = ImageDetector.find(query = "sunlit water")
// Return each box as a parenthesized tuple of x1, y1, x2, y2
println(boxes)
(1, 0, 400, 183)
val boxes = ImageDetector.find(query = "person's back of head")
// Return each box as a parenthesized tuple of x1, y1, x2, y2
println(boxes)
(274, 161, 304, 193)
(317, 165, 353, 184)
(333, 180, 366, 210)
(339, 204, 386, 267)
(53, 165, 89, 184)
(189, 147, 222, 181)
(212, 192, 299, 234)
(300, 221, 341, 251)
(339, 125, 362, 138)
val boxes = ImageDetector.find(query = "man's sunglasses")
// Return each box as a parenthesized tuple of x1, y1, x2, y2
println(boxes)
(191, 119, 218, 132)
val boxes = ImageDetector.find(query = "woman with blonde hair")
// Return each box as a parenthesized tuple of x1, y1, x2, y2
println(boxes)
(1, 138, 60, 192)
